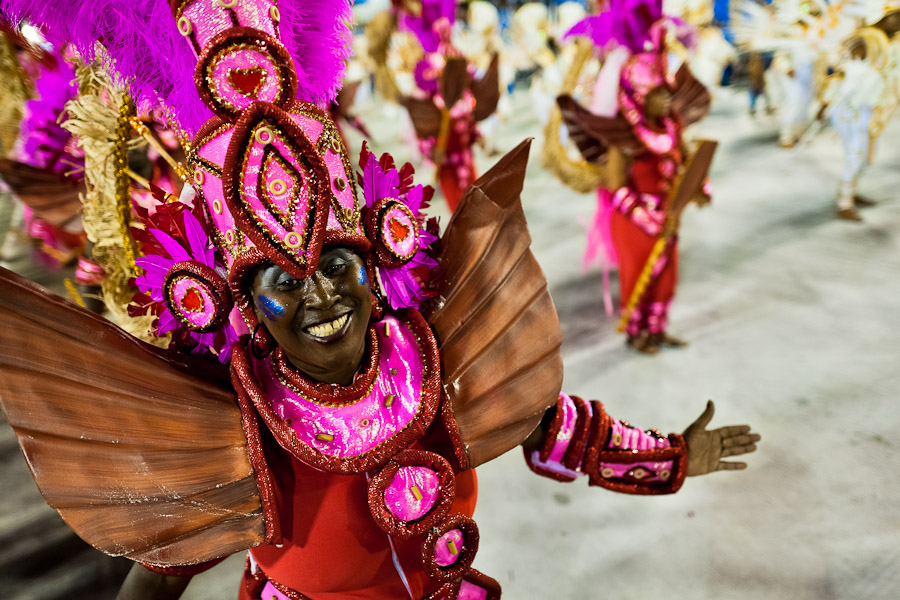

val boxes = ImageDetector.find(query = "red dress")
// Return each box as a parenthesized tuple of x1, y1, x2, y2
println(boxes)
(609, 122, 683, 337)
(239, 429, 478, 599)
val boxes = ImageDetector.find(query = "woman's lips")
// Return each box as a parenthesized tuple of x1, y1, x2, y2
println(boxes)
(303, 312, 352, 343)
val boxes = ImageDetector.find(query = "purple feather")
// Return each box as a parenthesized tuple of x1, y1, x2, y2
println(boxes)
(565, 0, 663, 54)
(17, 53, 81, 173)
(183, 210, 213, 266)
(399, 0, 455, 53)
(362, 158, 400, 207)
(150, 228, 193, 263)
(0, 0, 352, 135)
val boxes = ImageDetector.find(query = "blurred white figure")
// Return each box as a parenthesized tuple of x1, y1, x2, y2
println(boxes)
(824, 30, 888, 219)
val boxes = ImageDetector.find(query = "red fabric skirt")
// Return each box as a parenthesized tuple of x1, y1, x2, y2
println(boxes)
(610, 211, 678, 312)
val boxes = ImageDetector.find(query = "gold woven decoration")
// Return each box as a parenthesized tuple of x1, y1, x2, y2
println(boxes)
(61, 63, 167, 347)
(366, 10, 401, 102)
(0, 33, 31, 156)
(540, 38, 605, 194)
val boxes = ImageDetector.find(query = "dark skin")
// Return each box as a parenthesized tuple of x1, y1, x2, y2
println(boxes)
(118, 245, 760, 599)
(249, 247, 373, 385)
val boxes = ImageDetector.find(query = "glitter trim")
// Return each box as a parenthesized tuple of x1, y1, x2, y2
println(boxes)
(367, 449, 456, 539)
(421, 513, 480, 583)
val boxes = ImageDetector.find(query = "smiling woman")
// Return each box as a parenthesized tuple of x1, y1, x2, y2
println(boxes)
(250, 248, 373, 386)
(0, 1, 761, 600)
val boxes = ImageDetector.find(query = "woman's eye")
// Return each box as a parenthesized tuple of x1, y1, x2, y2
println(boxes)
(276, 277, 300, 290)
(323, 261, 347, 278)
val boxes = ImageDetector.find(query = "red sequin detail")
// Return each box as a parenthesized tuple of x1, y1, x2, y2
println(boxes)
(390, 217, 410, 242)
(182, 287, 204, 312)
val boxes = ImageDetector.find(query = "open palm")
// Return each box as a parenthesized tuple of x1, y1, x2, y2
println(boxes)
(683, 400, 761, 476)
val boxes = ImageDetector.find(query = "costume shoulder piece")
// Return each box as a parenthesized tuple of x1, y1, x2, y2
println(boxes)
(557, 62, 711, 163)
(422, 139, 564, 469)
(557, 94, 641, 162)
(0, 268, 265, 566)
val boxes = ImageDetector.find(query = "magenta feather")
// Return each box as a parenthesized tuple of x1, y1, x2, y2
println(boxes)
(0, 0, 352, 135)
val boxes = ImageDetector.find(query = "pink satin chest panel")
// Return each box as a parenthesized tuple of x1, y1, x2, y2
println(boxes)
(252, 315, 428, 459)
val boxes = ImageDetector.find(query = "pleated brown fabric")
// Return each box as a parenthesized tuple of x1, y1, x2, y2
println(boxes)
(0, 267, 265, 566)
(423, 140, 564, 469)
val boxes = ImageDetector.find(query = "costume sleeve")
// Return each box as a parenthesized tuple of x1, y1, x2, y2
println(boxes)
(609, 186, 665, 237)
(524, 393, 688, 495)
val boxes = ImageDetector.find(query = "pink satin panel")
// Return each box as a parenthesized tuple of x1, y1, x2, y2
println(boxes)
(254, 315, 427, 459)
(433, 528, 464, 567)
(600, 419, 674, 483)
(384, 466, 441, 521)
(458, 581, 489, 600)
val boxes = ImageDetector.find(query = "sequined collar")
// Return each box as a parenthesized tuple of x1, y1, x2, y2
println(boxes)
(271, 327, 380, 406)
(232, 310, 442, 474)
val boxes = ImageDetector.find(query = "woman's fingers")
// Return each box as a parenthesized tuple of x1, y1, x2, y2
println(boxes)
(722, 433, 761, 448)
(716, 424, 753, 438)
(716, 461, 747, 471)
(722, 444, 758, 458)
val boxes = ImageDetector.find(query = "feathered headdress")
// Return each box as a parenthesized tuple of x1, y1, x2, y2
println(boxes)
(564, 0, 697, 53)
(8, 0, 439, 362)
(0, 0, 351, 136)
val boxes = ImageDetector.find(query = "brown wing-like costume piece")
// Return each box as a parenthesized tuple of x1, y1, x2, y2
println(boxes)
(0, 267, 265, 567)
(556, 95, 641, 162)
(670, 64, 711, 127)
(333, 80, 362, 120)
(471, 54, 500, 122)
(422, 140, 563, 469)
(399, 95, 443, 140)
(0, 158, 84, 227)
(440, 57, 469, 109)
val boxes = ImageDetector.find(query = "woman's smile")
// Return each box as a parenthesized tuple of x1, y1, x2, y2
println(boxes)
(250, 247, 373, 385)
(303, 311, 352, 342)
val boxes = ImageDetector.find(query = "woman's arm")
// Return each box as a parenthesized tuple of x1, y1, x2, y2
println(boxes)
(605, 144, 628, 191)
(523, 394, 760, 493)
(115, 563, 192, 600)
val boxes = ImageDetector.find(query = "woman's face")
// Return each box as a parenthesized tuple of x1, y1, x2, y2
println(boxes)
(644, 86, 672, 121)
(250, 247, 372, 385)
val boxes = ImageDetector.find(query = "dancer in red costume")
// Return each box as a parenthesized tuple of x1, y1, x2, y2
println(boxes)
(397, 0, 500, 212)
(558, 1, 711, 354)
(606, 56, 710, 353)
(0, 1, 756, 599)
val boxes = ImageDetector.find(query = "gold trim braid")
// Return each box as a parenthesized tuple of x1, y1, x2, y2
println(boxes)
(541, 39, 604, 194)
(62, 63, 166, 346)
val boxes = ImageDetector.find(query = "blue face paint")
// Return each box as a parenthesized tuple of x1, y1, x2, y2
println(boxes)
(358, 267, 368, 286)
(259, 295, 285, 321)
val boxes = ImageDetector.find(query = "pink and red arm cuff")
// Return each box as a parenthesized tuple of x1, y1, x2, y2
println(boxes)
(524, 395, 688, 495)
(610, 187, 665, 236)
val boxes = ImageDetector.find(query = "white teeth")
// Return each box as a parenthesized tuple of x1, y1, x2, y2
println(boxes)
(306, 313, 349, 338)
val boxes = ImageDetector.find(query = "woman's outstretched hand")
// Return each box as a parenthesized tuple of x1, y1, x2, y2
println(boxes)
(683, 400, 760, 476)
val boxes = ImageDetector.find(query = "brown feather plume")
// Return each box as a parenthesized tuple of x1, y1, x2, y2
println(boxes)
(399, 96, 444, 140)
(670, 64, 712, 127)
(557, 95, 641, 161)
(0, 158, 83, 226)
(471, 54, 500, 122)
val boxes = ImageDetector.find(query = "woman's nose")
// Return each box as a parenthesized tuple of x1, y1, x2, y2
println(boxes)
(303, 273, 337, 309)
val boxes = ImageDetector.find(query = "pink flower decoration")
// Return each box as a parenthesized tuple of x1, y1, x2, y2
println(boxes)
(134, 209, 237, 363)
(358, 144, 439, 311)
